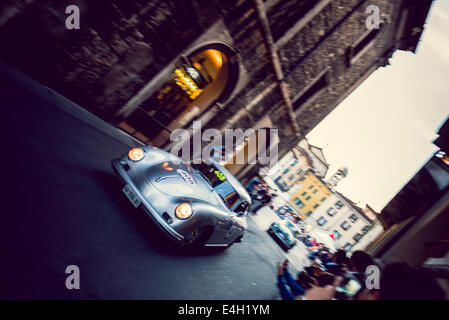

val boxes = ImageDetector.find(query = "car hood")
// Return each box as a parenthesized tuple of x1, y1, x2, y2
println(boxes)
(146, 162, 217, 200)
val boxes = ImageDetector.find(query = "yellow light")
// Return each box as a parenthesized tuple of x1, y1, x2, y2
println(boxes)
(173, 68, 203, 100)
(175, 203, 193, 220)
(128, 147, 145, 161)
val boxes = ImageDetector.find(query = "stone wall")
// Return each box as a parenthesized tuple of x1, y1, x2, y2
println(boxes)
(205, 0, 403, 159)
(0, 0, 225, 117)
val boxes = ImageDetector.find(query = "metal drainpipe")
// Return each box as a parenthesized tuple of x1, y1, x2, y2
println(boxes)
(252, 0, 301, 138)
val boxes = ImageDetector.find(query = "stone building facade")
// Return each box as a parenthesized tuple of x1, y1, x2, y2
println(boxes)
(0, 0, 432, 182)
(290, 169, 332, 220)
(305, 191, 376, 253)
(269, 138, 328, 193)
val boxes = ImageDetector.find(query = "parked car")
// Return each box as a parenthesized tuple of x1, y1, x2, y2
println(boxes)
(267, 221, 297, 251)
(281, 220, 302, 239)
(112, 146, 251, 249)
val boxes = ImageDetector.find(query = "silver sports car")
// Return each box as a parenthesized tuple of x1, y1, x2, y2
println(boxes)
(111, 146, 251, 249)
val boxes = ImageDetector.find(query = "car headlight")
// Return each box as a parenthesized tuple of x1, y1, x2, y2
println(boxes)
(175, 203, 193, 220)
(128, 147, 145, 161)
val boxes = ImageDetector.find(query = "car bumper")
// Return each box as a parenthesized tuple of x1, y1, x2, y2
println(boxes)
(111, 159, 185, 243)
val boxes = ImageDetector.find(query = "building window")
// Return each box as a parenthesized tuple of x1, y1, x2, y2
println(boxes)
(288, 174, 295, 181)
(293, 69, 329, 112)
(121, 45, 239, 144)
(294, 198, 305, 208)
(317, 217, 327, 226)
(297, 169, 304, 175)
(274, 177, 287, 192)
(305, 196, 311, 201)
(313, 189, 318, 194)
(313, 204, 319, 209)
(327, 207, 337, 217)
(333, 230, 342, 240)
(362, 226, 371, 234)
(308, 185, 314, 190)
(283, 168, 290, 174)
(306, 211, 312, 217)
(301, 191, 307, 196)
(347, 25, 383, 66)
(321, 197, 326, 202)
(341, 221, 351, 231)
(349, 214, 358, 223)
(343, 243, 353, 251)
(291, 160, 298, 167)
(353, 233, 363, 242)
(335, 201, 344, 209)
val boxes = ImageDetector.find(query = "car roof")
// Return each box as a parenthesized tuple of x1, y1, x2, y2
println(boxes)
(209, 160, 251, 204)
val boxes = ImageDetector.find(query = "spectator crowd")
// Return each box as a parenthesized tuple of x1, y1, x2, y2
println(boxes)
(246, 178, 447, 300)
(276, 248, 447, 300)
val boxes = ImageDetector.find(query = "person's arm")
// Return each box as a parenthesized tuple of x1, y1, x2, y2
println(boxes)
(303, 276, 343, 300)
(277, 274, 296, 300)
(276, 262, 296, 300)
(284, 269, 305, 296)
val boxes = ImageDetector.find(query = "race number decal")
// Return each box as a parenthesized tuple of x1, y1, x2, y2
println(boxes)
(214, 170, 227, 181)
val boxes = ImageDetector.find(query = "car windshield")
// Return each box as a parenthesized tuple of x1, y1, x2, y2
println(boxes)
(276, 224, 294, 239)
(192, 161, 240, 209)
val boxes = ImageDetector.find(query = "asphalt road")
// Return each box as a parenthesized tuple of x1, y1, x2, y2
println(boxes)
(0, 66, 307, 299)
